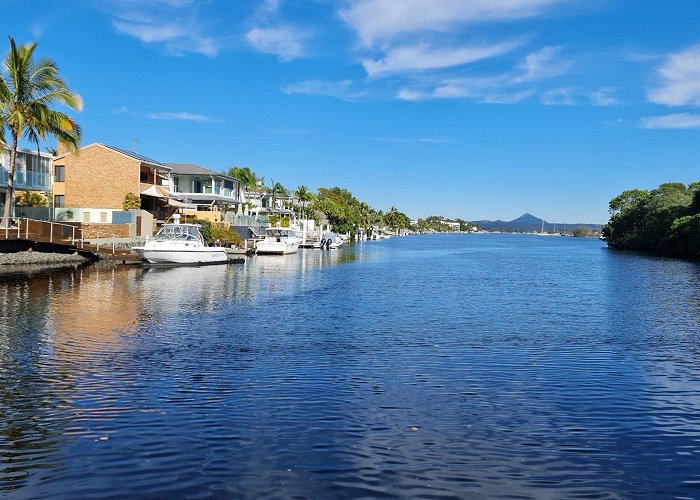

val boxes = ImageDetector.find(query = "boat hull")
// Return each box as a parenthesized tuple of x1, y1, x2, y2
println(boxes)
(255, 241, 300, 255)
(133, 247, 229, 264)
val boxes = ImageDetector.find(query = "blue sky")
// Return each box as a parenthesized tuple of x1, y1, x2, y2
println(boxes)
(5, 0, 700, 223)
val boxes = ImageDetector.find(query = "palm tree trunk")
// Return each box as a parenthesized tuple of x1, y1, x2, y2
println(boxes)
(1, 135, 18, 228)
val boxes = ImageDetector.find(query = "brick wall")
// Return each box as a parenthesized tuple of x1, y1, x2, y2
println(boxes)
(59, 144, 141, 209)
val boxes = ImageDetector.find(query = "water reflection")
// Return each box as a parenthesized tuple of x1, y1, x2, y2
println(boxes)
(2, 238, 700, 497)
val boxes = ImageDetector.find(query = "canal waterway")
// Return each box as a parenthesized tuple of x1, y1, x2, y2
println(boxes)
(1, 234, 700, 498)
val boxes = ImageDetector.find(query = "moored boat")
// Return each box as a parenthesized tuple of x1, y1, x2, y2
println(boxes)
(132, 215, 228, 264)
(255, 227, 301, 255)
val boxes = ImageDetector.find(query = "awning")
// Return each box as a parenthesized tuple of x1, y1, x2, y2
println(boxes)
(168, 199, 197, 209)
(140, 185, 170, 198)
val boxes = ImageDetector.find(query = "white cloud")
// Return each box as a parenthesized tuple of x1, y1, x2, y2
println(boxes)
(513, 45, 567, 83)
(144, 111, 219, 122)
(260, 0, 281, 15)
(540, 87, 576, 105)
(246, 26, 309, 61)
(341, 0, 567, 46)
(113, 18, 220, 56)
(105, 0, 221, 56)
(481, 89, 535, 104)
(281, 80, 365, 100)
(363, 39, 521, 77)
(113, 20, 188, 43)
(589, 87, 617, 106)
(640, 113, 700, 129)
(397, 80, 533, 103)
(29, 22, 46, 38)
(648, 44, 700, 106)
(396, 88, 429, 101)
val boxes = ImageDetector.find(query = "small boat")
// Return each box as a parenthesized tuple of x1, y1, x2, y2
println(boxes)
(319, 232, 344, 249)
(255, 227, 301, 255)
(132, 215, 228, 264)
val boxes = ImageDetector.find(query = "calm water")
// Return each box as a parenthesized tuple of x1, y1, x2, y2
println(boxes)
(1, 234, 700, 498)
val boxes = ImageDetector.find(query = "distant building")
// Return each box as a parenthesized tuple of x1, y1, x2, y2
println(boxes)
(0, 146, 53, 200)
(444, 221, 461, 232)
(167, 163, 241, 216)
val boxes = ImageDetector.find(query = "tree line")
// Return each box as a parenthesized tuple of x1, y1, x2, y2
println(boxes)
(602, 181, 700, 258)
(228, 167, 412, 235)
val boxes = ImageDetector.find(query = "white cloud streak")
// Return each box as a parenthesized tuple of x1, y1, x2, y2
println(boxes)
(105, 0, 220, 56)
(540, 87, 576, 105)
(589, 87, 617, 106)
(513, 45, 567, 82)
(246, 26, 309, 61)
(341, 0, 567, 46)
(648, 44, 700, 106)
(144, 111, 218, 121)
(640, 113, 700, 129)
(281, 80, 365, 100)
(363, 39, 522, 77)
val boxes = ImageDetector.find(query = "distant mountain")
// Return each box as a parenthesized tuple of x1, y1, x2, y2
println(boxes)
(473, 213, 602, 232)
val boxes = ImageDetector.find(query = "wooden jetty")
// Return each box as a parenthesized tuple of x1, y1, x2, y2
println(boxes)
(1, 218, 246, 265)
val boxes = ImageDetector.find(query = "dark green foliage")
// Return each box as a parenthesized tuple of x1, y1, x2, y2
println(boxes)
(603, 181, 700, 258)
(572, 226, 594, 237)
(414, 215, 474, 233)
(16, 190, 47, 207)
(312, 187, 360, 234)
(188, 218, 213, 243)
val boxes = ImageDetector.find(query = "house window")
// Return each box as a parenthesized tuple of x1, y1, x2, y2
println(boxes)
(54, 195, 65, 208)
(54, 165, 65, 182)
(140, 171, 149, 182)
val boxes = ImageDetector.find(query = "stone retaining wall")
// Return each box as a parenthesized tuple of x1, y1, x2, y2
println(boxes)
(0, 251, 88, 266)
(81, 223, 131, 239)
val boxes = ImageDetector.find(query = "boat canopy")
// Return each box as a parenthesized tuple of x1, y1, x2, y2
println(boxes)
(266, 227, 297, 237)
(155, 224, 203, 242)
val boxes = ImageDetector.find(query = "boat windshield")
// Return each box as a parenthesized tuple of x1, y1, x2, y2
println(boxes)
(267, 228, 296, 238)
(155, 224, 203, 242)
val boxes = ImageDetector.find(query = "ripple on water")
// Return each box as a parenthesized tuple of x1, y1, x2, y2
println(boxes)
(2, 236, 700, 498)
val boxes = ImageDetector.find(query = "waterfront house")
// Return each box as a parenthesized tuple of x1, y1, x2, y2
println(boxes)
(53, 143, 174, 222)
(166, 163, 241, 223)
(0, 147, 53, 215)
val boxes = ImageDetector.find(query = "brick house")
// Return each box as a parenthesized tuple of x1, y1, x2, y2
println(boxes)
(53, 143, 174, 221)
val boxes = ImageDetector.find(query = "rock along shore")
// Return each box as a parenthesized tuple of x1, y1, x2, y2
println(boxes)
(0, 251, 88, 266)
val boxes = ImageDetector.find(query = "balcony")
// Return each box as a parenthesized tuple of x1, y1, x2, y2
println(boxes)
(171, 185, 240, 203)
(0, 168, 51, 191)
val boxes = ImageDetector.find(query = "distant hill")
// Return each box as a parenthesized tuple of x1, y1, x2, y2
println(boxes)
(473, 213, 602, 232)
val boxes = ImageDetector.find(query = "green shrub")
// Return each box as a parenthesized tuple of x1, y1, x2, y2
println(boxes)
(122, 192, 141, 210)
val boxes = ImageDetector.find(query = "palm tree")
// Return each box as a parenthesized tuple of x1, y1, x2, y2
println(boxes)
(294, 185, 314, 218)
(358, 201, 370, 229)
(0, 36, 82, 227)
(270, 181, 289, 212)
(227, 166, 258, 190)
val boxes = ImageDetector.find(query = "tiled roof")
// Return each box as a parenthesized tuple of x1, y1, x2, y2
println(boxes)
(102, 144, 168, 168)
(167, 163, 237, 181)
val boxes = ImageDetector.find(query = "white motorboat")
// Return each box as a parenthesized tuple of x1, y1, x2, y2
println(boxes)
(319, 232, 344, 249)
(255, 226, 301, 255)
(132, 215, 228, 264)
